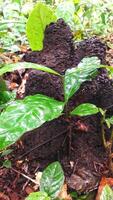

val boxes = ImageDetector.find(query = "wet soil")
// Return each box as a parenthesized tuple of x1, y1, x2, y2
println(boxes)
(0, 19, 113, 200)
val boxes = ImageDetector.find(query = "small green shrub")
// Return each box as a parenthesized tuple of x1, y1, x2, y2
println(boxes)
(0, 56, 103, 150)
(26, 162, 64, 200)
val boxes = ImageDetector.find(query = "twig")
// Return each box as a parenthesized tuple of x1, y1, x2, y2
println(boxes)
(11, 167, 38, 185)
(101, 113, 107, 148)
(19, 129, 68, 159)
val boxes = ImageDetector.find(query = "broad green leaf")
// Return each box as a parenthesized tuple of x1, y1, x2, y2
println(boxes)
(71, 103, 99, 116)
(26, 2, 57, 51)
(64, 57, 101, 102)
(26, 192, 50, 200)
(100, 185, 113, 200)
(55, 1, 75, 29)
(0, 62, 60, 76)
(0, 94, 64, 150)
(40, 162, 64, 199)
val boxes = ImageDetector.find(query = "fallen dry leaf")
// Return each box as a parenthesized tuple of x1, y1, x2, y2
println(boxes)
(96, 176, 113, 200)
(0, 192, 10, 200)
(58, 184, 72, 200)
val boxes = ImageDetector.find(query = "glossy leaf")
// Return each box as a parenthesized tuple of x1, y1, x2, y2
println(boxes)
(3, 160, 12, 168)
(0, 91, 16, 112)
(0, 62, 60, 76)
(71, 103, 99, 116)
(64, 57, 101, 102)
(40, 162, 64, 199)
(26, 2, 57, 51)
(99, 185, 113, 200)
(0, 94, 64, 150)
(26, 192, 50, 200)
(0, 91, 16, 105)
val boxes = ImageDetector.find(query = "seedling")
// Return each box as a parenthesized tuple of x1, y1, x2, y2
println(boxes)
(0, 56, 105, 150)
(0, 1, 113, 174)
(71, 103, 113, 174)
(26, 162, 64, 200)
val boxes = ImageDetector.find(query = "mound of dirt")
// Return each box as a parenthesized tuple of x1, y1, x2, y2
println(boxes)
(21, 19, 111, 193)
(1, 19, 113, 199)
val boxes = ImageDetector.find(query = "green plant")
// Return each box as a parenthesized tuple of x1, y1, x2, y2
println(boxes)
(26, 2, 57, 51)
(71, 101, 113, 174)
(26, 161, 64, 200)
(0, 76, 16, 112)
(54, 0, 113, 41)
(26, 163, 113, 200)
(99, 184, 113, 200)
(1, 0, 113, 53)
(1, 1, 113, 164)
(0, 57, 99, 150)
(0, 56, 113, 151)
(1, 57, 113, 177)
(0, 0, 28, 52)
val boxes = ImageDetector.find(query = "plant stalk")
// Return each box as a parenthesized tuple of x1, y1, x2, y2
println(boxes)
(101, 113, 107, 148)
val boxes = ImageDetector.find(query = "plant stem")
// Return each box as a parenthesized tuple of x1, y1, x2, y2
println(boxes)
(109, 128, 113, 173)
(101, 117, 113, 174)
(0, 20, 26, 25)
(101, 114, 107, 148)
(11, 167, 38, 184)
(110, 128, 113, 142)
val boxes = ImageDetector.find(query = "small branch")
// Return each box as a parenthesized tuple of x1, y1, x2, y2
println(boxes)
(0, 20, 26, 25)
(18, 129, 68, 159)
(11, 167, 38, 185)
(110, 127, 113, 142)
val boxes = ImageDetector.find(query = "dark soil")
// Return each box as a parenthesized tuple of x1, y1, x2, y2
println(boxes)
(1, 19, 113, 200)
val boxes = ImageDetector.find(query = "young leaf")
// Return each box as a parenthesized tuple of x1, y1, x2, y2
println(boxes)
(26, 2, 57, 51)
(0, 94, 64, 150)
(100, 185, 113, 200)
(0, 62, 60, 76)
(64, 57, 101, 102)
(3, 160, 12, 168)
(105, 116, 113, 127)
(40, 162, 64, 199)
(1, 149, 13, 157)
(26, 192, 50, 200)
(102, 65, 113, 79)
(71, 103, 99, 116)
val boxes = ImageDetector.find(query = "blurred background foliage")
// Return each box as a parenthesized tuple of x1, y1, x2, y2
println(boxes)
(0, 0, 113, 52)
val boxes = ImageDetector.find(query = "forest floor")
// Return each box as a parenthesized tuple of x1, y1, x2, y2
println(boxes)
(0, 20, 113, 200)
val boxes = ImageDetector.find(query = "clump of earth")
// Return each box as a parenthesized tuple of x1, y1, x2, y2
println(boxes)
(1, 19, 113, 199)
